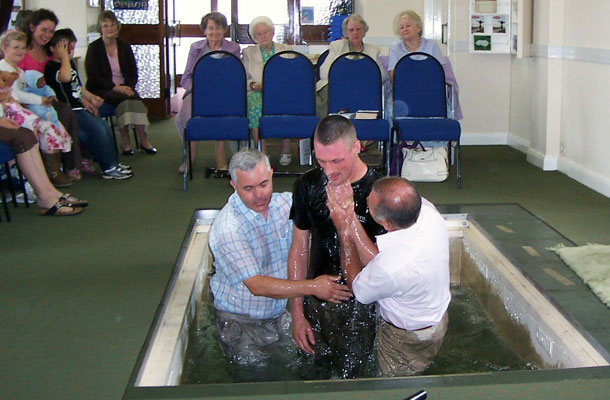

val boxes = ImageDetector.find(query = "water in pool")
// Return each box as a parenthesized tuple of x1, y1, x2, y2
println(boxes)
(181, 283, 538, 384)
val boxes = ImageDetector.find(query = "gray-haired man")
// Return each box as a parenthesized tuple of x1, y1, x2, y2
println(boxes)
(208, 149, 351, 365)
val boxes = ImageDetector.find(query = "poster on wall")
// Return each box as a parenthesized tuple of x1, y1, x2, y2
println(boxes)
(492, 15, 508, 33)
(473, 35, 491, 51)
(471, 15, 485, 33)
(301, 7, 314, 24)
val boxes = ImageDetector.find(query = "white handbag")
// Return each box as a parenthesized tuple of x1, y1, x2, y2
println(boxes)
(401, 143, 449, 182)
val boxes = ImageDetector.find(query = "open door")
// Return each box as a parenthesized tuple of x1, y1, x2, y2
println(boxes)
(102, 0, 169, 119)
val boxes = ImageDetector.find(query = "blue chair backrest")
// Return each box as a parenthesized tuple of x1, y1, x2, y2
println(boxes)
(315, 49, 329, 81)
(191, 50, 246, 117)
(262, 50, 316, 116)
(0, 142, 15, 164)
(393, 52, 447, 118)
(328, 52, 382, 113)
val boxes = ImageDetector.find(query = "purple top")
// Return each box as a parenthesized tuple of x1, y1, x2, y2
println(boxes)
(181, 38, 241, 94)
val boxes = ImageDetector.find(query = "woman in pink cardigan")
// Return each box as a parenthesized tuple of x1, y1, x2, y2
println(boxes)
(175, 12, 240, 173)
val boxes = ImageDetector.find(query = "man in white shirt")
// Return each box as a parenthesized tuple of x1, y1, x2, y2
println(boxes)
(327, 176, 451, 376)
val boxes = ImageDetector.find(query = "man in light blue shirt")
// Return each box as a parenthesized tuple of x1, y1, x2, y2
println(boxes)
(209, 149, 351, 365)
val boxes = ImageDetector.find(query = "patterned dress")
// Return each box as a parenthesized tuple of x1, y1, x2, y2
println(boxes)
(0, 61, 71, 152)
(247, 45, 275, 129)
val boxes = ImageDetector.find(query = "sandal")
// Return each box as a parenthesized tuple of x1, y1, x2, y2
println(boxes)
(59, 193, 89, 208)
(39, 201, 83, 216)
(66, 169, 82, 181)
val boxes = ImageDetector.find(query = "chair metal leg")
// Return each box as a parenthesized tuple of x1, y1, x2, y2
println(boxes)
(16, 166, 29, 208)
(133, 128, 139, 149)
(106, 116, 119, 155)
(183, 139, 188, 191)
(0, 164, 11, 222)
(456, 141, 462, 189)
(384, 140, 391, 176)
(4, 164, 18, 207)
(188, 141, 194, 181)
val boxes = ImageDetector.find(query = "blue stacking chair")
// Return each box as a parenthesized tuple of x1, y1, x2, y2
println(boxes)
(98, 102, 139, 155)
(183, 50, 249, 190)
(315, 49, 329, 82)
(259, 50, 319, 168)
(392, 52, 462, 188)
(328, 52, 391, 175)
(0, 142, 29, 222)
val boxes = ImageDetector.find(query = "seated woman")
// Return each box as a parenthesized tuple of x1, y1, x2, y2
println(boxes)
(0, 117, 87, 216)
(0, 30, 73, 188)
(44, 28, 133, 180)
(85, 10, 156, 156)
(316, 14, 385, 118)
(242, 16, 292, 166)
(388, 10, 463, 139)
(19, 8, 91, 177)
(174, 11, 240, 172)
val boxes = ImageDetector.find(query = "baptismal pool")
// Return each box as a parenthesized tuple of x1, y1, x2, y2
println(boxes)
(122, 206, 610, 399)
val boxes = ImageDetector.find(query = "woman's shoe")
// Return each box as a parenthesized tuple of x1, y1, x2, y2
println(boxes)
(66, 169, 82, 181)
(59, 193, 89, 208)
(122, 149, 135, 156)
(39, 201, 83, 216)
(80, 159, 96, 173)
(140, 145, 157, 155)
(41, 152, 72, 188)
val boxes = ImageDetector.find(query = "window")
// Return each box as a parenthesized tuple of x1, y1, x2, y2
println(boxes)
(174, 0, 353, 44)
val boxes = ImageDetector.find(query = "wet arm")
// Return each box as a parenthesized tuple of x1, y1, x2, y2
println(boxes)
(243, 274, 350, 302)
(288, 225, 316, 354)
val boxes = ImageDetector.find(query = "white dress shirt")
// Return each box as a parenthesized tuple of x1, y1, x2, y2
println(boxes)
(353, 198, 451, 331)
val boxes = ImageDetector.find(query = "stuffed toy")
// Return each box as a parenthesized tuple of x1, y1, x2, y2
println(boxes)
(0, 70, 19, 105)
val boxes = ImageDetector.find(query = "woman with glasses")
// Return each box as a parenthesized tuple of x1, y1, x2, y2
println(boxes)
(85, 10, 157, 157)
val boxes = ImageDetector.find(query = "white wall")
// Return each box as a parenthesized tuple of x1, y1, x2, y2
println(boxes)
(507, 0, 610, 196)
(24, 0, 610, 197)
(25, 0, 100, 60)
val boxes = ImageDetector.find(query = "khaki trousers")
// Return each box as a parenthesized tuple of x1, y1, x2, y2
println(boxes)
(377, 311, 449, 377)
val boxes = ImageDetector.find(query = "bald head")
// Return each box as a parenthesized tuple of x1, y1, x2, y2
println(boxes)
(370, 177, 421, 229)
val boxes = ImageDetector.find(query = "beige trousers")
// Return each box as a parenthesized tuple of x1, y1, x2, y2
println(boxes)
(377, 311, 449, 377)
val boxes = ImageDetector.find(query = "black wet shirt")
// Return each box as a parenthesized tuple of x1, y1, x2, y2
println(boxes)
(290, 167, 386, 279)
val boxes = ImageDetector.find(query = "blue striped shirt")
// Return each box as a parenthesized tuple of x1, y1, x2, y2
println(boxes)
(209, 192, 292, 319)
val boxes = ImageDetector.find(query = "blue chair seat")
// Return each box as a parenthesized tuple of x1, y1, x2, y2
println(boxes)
(393, 118, 460, 142)
(185, 117, 250, 141)
(352, 119, 391, 142)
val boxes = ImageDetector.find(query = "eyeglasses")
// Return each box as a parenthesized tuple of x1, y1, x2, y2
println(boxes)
(101, 23, 117, 29)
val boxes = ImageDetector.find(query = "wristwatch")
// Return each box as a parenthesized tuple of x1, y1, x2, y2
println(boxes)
(250, 82, 256, 90)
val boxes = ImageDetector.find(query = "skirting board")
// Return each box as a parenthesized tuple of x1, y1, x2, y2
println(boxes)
(465, 132, 610, 198)
(557, 157, 610, 199)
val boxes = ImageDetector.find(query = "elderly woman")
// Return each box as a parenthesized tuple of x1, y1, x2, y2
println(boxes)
(316, 14, 384, 118)
(175, 12, 240, 172)
(242, 16, 292, 166)
(85, 10, 156, 156)
(388, 10, 445, 83)
(388, 10, 462, 119)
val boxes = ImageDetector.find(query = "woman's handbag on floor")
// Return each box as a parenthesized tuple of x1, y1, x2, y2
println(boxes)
(401, 142, 449, 182)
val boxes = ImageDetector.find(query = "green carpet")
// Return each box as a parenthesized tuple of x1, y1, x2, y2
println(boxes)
(2, 119, 610, 400)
